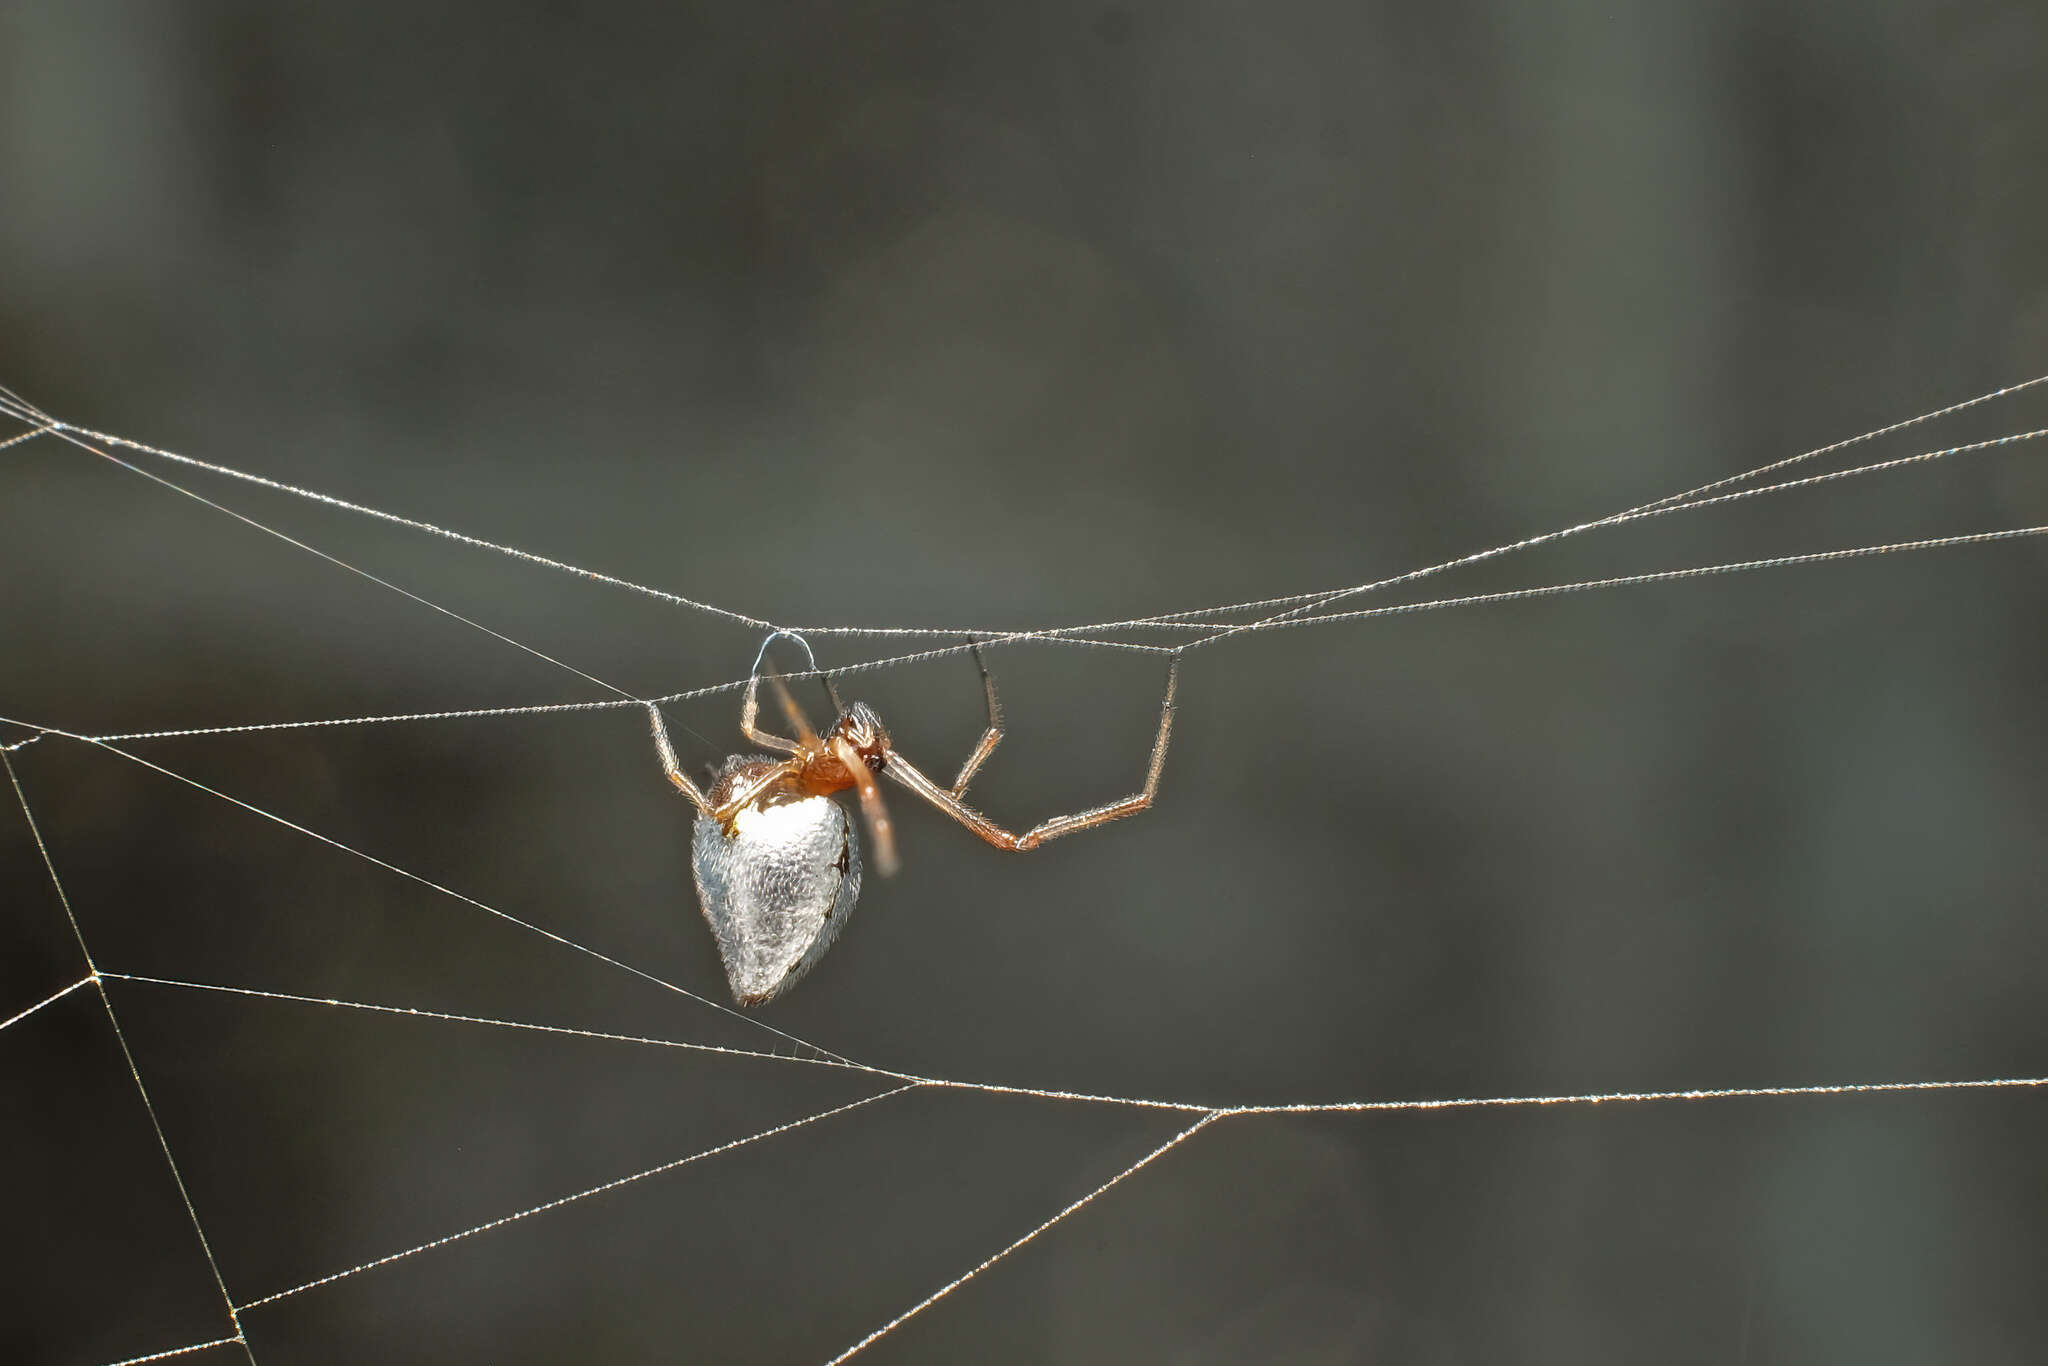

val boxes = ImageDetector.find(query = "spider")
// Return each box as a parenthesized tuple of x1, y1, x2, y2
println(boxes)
(646, 634, 1180, 1004)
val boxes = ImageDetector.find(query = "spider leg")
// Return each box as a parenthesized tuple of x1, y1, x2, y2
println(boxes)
(833, 735, 900, 876)
(884, 653, 1178, 851)
(882, 757, 1020, 848)
(709, 763, 797, 824)
(650, 703, 799, 822)
(646, 704, 713, 812)
(739, 666, 809, 755)
(949, 641, 1004, 798)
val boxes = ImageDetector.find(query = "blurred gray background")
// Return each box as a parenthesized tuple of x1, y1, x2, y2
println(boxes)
(4, 1, 2047, 1363)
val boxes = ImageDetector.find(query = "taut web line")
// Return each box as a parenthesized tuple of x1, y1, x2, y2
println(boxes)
(0, 385, 771, 631)
(11, 724, 2048, 1364)
(2, 375, 2046, 746)
(21, 512, 2045, 749)
(231, 1085, 920, 1314)
(4, 748, 257, 1364)
(0, 974, 94, 1034)
(0, 720, 847, 1068)
(6, 372, 2048, 1364)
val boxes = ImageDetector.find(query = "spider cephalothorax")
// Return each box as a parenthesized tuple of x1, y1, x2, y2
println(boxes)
(646, 635, 1178, 1004)
(785, 700, 889, 799)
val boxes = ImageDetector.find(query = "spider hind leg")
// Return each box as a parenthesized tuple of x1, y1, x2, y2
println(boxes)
(884, 652, 1179, 851)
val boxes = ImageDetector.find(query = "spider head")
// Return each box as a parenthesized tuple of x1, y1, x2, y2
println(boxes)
(830, 701, 891, 771)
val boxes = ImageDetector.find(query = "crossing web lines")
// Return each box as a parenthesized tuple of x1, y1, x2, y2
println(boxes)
(4, 373, 2048, 1363)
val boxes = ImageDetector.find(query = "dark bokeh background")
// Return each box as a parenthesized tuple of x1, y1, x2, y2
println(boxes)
(5, 2, 2048, 1363)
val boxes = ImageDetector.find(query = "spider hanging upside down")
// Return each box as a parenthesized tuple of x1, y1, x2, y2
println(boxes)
(646, 635, 1180, 1005)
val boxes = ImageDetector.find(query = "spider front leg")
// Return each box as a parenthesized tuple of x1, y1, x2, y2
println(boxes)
(739, 670, 807, 756)
(884, 653, 1179, 852)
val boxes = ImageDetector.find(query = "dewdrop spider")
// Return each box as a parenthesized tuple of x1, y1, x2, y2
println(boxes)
(645, 632, 1180, 1005)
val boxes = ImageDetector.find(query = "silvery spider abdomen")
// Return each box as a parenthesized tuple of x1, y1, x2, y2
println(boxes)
(690, 755, 862, 1006)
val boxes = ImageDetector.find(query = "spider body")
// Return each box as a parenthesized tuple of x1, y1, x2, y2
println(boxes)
(786, 702, 888, 799)
(648, 636, 1178, 1005)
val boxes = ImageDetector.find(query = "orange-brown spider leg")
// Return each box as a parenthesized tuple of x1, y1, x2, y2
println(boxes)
(647, 703, 713, 812)
(833, 735, 900, 876)
(739, 665, 811, 756)
(885, 653, 1178, 852)
(649, 702, 798, 822)
(949, 642, 1004, 798)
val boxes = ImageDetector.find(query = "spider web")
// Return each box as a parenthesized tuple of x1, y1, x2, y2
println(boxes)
(4, 373, 2048, 1365)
